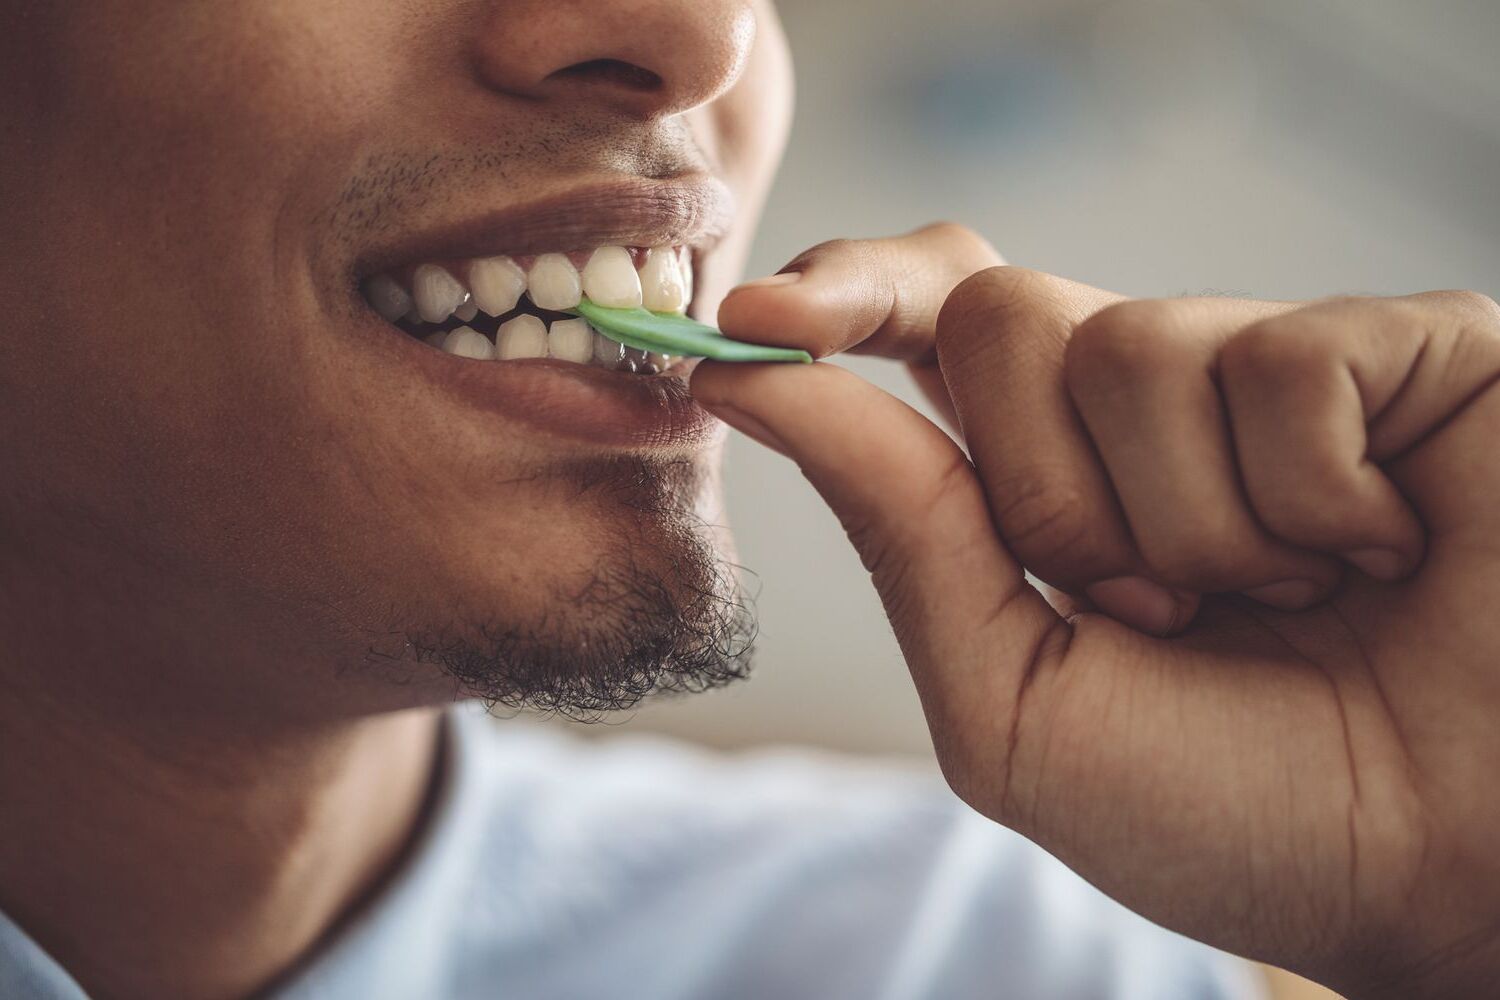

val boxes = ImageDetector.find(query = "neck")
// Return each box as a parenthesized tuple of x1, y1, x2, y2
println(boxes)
(0, 666, 444, 1000)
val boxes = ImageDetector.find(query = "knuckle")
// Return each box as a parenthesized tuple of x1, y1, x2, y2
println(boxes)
(1303, 293, 1366, 311)
(936, 266, 1069, 366)
(1220, 316, 1328, 388)
(953, 265, 1068, 318)
(941, 265, 1045, 324)
(911, 220, 1000, 261)
(1392, 291, 1500, 359)
(914, 219, 977, 241)
(1064, 299, 1184, 388)
(1440, 288, 1500, 324)
(786, 236, 868, 271)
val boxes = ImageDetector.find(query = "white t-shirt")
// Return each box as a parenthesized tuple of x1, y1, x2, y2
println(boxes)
(0, 704, 1260, 999)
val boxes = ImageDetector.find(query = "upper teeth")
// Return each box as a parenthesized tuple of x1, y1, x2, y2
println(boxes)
(360, 244, 693, 373)
(639, 248, 687, 313)
(581, 246, 642, 309)
(469, 256, 526, 317)
(412, 263, 471, 324)
(365, 274, 414, 322)
(526, 253, 585, 312)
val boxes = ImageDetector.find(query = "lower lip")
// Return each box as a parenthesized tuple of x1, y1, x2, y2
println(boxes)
(358, 312, 720, 451)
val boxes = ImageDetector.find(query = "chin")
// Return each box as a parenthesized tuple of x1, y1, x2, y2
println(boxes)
(343, 446, 757, 719)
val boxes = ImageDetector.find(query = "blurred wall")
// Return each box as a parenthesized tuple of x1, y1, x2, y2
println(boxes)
(578, 0, 1500, 756)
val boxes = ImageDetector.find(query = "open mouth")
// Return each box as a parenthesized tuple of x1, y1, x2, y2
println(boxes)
(361, 244, 696, 376)
(343, 176, 732, 449)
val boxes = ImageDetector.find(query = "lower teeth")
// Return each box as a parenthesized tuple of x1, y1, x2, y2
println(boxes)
(402, 304, 668, 373)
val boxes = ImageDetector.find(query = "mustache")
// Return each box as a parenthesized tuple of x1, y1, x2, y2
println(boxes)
(324, 114, 709, 250)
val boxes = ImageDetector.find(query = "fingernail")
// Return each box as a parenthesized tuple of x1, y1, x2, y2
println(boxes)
(1343, 547, 1404, 581)
(708, 403, 790, 456)
(1243, 579, 1324, 610)
(735, 271, 802, 290)
(1085, 576, 1184, 636)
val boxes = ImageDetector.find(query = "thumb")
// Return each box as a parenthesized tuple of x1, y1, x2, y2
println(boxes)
(691, 359, 1067, 755)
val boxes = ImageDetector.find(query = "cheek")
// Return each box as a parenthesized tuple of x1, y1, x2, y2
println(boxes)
(30, 1, 423, 296)
(0, 3, 428, 568)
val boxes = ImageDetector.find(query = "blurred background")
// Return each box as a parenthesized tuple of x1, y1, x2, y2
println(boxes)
(583, 0, 1500, 755)
(563, 2, 1499, 995)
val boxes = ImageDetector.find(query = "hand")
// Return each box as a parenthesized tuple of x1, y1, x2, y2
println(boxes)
(691, 225, 1500, 1000)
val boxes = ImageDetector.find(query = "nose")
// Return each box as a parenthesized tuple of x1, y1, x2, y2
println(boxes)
(474, 0, 756, 119)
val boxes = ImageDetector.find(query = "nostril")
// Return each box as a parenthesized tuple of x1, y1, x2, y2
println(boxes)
(548, 59, 663, 93)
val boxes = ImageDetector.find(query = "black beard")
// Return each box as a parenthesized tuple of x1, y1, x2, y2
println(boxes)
(395, 456, 758, 721)
(409, 553, 756, 721)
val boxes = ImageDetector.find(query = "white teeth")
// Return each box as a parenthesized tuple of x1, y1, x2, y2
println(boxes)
(496, 314, 549, 360)
(527, 254, 582, 311)
(581, 246, 642, 309)
(470, 256, 526, 317)
(413, 264, 469, 324)
(420, 315, 683, 374)
(639, 248, 687, 313)
(592, 331, 624, 367)
(375, 246, 694, 375)
(365, 274, 414, 322)
(547, 318, 595, 364)
(678, 247, 694, 306)
(442, 326, 495, 360)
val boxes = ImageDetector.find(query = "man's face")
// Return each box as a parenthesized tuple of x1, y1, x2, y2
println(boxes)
(0, 1, 792, 719)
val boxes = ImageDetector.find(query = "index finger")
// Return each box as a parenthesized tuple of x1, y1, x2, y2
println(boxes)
(716, 222, 1004, 362)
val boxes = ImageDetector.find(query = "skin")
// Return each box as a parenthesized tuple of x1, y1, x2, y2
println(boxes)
(0, 1, 788, 997)
(698, 235, 1500, 998)
(2, 3, 1496, 1000)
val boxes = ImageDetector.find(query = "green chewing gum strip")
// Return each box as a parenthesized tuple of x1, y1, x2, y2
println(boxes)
(570, 299, 813, 364)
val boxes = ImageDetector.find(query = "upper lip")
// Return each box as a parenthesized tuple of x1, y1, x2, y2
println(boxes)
(352, 173, 735, 278)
